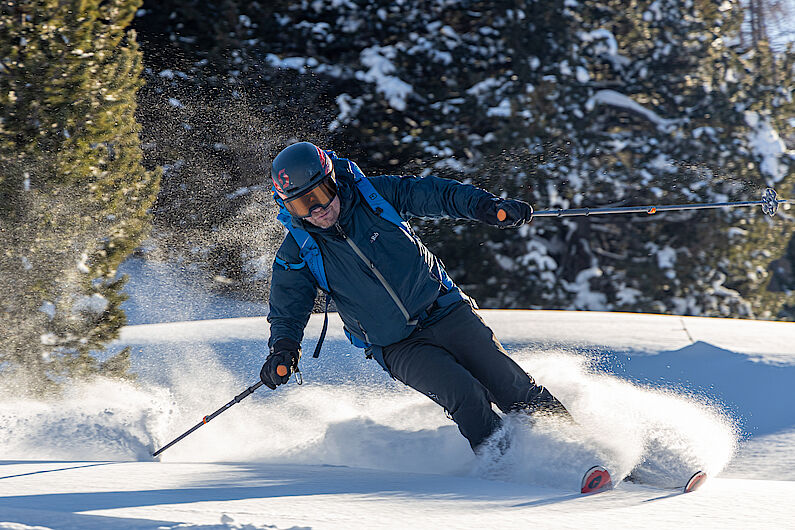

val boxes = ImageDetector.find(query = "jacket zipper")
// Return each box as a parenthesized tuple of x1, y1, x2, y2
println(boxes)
(335, 222, 417, 326)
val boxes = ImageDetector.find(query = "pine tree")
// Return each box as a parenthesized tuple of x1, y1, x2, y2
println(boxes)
(0, 0, 161, 392)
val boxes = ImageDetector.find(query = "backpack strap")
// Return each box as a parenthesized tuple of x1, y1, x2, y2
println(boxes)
(275, 199, 330, 292)
(312, 294, 330, 358)
(350, 168, 460, 295)
(273, 256, 306, 271)
(348, 162, 415, 240)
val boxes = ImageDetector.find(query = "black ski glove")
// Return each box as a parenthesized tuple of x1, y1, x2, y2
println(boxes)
(260, 338, 301, 390)
(475, 197, 533, 228)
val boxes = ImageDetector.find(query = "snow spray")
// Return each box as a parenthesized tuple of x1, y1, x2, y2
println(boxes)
(0, 339, 737, 490)
(473, 349, 739, 490)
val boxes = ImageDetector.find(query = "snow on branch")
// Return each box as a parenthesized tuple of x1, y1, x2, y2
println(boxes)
(356, 45, 413, 112)
(586, 89, 676, 131)
(744, 111, 790, 183)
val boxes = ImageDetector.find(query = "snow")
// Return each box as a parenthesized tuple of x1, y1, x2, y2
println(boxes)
(563, 266, 608, 309)
(76, 253, 90, 274)
(328, 93, 363, 132)
(3, 463, 794, 529)
(38, 302, 55, 320)
(579, 29, 619, 55)
(264, 54, 319, 72)
(586, 90, 675, 130)
(466, 77, 502, 96)
(654, 246, 676, 270)
(743, 111, 789, 183)
(116, 257, 269, 325)
(486, 98, 512, 117)
(355, 46, 413, 112)
(2, 307, 794, 528)
(71, 294, 109, 315)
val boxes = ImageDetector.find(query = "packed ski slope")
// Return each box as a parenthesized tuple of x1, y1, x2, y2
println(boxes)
(1, 304, 795, 528)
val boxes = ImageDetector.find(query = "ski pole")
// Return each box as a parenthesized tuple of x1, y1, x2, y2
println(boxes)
(152, 380, 264, 457)
(498, 187, 789, 220)
(152, 361, 297, 457)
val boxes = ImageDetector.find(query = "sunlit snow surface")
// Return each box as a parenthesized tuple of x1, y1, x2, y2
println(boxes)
(1, 310, 794, 529)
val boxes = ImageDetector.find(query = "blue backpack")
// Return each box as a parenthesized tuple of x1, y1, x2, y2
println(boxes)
(272, 154, 461, 367)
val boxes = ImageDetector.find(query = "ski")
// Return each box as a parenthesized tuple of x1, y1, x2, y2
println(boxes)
(624, 469, 707, 494)
(683, 470, 707, 493)
(581, 465, 613, 494)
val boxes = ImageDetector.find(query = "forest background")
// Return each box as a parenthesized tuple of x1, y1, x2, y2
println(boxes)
(1, 0, 793, 388)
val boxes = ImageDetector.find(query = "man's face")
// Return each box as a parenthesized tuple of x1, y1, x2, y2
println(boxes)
(304, 195, 341, 229)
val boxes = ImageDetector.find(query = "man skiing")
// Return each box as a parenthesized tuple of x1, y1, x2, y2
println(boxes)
(261, 141, 568, 453)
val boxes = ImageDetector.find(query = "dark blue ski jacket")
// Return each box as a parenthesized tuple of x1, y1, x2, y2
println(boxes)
(267, 158, 494, 350)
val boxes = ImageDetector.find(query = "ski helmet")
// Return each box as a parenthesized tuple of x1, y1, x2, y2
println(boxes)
(271, 142, 338, 218)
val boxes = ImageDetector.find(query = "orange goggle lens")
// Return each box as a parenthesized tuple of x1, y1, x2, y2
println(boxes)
(284, 176, 338, 218)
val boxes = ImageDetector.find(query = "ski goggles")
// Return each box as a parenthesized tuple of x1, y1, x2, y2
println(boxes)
(283, 174, 338, 218)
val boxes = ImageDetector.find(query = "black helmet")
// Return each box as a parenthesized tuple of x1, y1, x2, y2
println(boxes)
(271, 142, 335, 199)
(271, 142, 338, 218)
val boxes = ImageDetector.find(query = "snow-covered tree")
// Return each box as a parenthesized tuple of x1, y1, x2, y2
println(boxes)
(524, 0, 795, 318)
(132, 0, 793, 318)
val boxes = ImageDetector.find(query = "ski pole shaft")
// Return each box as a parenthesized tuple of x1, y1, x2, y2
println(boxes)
(499, 187, 788, 220)
(532, 200, 762, 218)
(152, 381, 264, 457)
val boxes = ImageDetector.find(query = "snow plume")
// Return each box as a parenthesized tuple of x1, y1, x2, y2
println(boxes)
(0, 376, 172, 461)
(0, 336, 736, 491)
(141, 344, 736, 488)
(143, 348, 475, 472)
(134, 65, 317, 308)
(474, 350, 738, 490)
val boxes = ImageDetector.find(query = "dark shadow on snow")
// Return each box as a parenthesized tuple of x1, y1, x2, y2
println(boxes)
(0, 463, 547, 514)
(0, 461, 115, 480)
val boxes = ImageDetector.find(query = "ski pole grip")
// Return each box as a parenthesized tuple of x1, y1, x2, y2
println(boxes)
(497, 208, 507, 222)
(276, 365, 290, 377)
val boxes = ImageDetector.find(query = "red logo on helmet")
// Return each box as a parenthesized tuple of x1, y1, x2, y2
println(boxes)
(317, 146, 333, 177)
(274, 168, 291, 195)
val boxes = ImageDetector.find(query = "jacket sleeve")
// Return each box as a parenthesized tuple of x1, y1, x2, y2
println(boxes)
(367, 174, 494, 221)
(267, 236, 318, 349)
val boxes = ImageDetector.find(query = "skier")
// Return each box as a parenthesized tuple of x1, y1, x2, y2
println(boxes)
(261, 141, 568, 453)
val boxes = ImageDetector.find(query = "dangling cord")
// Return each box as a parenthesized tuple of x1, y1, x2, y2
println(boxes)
(312, 293, 330, 359)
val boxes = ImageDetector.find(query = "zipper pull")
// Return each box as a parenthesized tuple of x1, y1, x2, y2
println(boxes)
(335, 223, 346, 239)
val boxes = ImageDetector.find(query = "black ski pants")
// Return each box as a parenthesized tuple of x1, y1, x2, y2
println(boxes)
(382, 302, 552, 451)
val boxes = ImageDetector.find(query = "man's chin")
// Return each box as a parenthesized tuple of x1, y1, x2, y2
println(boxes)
(308, 214, 336, 228)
